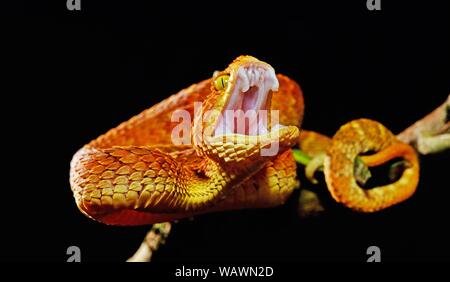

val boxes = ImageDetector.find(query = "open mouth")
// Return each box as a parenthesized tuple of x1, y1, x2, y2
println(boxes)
(214, 63, 281, 136)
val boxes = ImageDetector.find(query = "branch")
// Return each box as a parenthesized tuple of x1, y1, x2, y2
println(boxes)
(397, 94, 449, 154)
(127, 222, 172, 262)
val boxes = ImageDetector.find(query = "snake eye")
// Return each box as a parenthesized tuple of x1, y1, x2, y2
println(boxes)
(214, 75, 229, 91)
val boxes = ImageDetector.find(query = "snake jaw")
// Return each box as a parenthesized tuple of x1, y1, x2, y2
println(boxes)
(214, 56, 279, 136)
(194, 56, 299, 163)
(70, 55, 304, 225)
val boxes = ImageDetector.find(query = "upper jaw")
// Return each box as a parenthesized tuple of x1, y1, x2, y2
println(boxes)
(235, 63, 279, 93)
(213, 63, 281, 137)
(227, 63, 279, 113)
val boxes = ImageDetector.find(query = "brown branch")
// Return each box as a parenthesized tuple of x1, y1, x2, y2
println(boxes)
(397, 94, 449, 154)
(127, 222, 172, 262)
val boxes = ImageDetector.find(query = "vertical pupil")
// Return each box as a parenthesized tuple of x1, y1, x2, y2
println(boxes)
(221, 77, 225, 89)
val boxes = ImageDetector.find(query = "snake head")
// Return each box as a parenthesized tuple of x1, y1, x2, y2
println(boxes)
(193, 56, 299, 164)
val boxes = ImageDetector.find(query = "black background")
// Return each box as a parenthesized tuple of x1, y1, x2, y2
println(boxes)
(8, 0, 449, 262)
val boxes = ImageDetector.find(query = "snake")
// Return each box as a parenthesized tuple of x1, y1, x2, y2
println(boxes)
(70, 56, 419, 225)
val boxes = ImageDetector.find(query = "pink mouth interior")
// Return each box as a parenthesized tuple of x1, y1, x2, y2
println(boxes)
(214, 65, 279, 136)
(242, 86, 260, 112)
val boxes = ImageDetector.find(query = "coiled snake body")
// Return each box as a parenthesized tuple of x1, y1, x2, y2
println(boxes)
(70, 56, 419, 225)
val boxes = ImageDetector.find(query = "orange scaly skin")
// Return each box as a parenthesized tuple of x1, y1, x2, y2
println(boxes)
(299, 130, 331, 157)
(70, 56, 420, 226)
(323, 119, 420, 212)
(70, 56, 303, 225)
(299, 123, 420, 212)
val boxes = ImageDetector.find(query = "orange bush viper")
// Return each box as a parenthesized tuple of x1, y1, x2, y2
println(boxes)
(70, 56, 419, 225)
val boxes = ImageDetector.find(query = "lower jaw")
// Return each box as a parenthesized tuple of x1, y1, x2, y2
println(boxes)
(93, 210, 194, 226)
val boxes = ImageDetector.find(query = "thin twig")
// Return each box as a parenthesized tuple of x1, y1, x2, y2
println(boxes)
(397, 94, 449, 154)
(127, 222, 172, 262)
